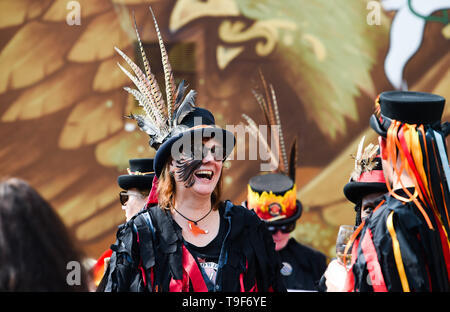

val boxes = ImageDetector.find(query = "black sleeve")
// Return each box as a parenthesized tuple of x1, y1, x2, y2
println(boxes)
(100, 222, 142, 292)
(259, 220, 287, 292)
(245, 211, 287, 292)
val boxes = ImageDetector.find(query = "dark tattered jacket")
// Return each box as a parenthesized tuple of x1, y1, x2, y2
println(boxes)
(98, 201, 286, 292)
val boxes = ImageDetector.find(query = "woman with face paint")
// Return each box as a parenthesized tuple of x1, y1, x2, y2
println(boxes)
(98, 8, 285, 292)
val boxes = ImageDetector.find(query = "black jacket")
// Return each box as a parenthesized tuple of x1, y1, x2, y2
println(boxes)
(278, 238, 327, 291)
(349, 190, 450, 292)
(98, 201, 287, 292)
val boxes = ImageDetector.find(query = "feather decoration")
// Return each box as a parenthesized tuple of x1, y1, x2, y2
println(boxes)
(125, 113, 159, 137)
(251, 89, 270, 126)
(114, 49, 166, 128)
(174, 89, 197, 126)
(288, 137, 298, 182)
(173, 80, 188, 112)
(122, 86, 156, 122)
(354, 136, 365, 172)
(258, 68, 276, 127)
(132, 13, 151, 85)
(132, 13, 166, 119)
(114, 8, 198, 150)
(350, 136, 379, 182)
(242, 113, 279, 170)
(244, 70, 291, 175)
(116, 60, 167, 133)
(149, 6, 176, 121)
(270, 84, 288, 173)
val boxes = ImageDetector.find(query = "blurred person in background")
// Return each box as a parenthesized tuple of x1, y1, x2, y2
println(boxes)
(93, 158, 155, 290)
(118, 158, 155, 222)
(243, 71, 327, 291)
(321, 139, 388, 292)
(345, 91, 450, 292)
(0, 177, 89, 291)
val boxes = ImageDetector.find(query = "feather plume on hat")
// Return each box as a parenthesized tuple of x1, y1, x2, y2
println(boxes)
(350, 136, 379, 182)
(242, 69, 298, 181)
(115, 7, 196, 150)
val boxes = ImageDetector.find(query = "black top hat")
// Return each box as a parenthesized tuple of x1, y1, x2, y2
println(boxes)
(153, 107, 236, 177)
(118, 158, 155, 191)
(370, 91, 447, 137)
(343, 154, 387, 204)
(247, 173, 302, 226)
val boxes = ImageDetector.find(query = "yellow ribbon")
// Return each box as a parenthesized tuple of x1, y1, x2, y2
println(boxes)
(386, 211, 410, 292)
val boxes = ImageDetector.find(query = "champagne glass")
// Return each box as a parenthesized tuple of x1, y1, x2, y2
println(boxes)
(335, 225, 355, 269)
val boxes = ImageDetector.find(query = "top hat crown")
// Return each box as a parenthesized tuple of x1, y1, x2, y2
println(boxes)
(370, 91, 446, 137)
(118, 158, 155, 191)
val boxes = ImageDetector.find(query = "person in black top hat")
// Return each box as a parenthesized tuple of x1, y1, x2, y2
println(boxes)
(243, 71, 327, 291)
(93, 158, 155, 289)
(343, 137, 388, 226)
(99, 8, 285, 292)
(322, 137, 388, 292)
(345, 91, 450, 292)
(118, 158, 155, 221)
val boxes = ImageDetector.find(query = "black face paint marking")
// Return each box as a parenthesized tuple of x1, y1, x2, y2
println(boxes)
(175, 157, 203, 188)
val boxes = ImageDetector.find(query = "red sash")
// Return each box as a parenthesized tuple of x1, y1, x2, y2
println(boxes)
(169, 244, 208, 292)
(360, 228, 387, 292)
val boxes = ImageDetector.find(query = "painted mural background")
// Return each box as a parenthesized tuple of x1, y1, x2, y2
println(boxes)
(0, 0, 449, 260)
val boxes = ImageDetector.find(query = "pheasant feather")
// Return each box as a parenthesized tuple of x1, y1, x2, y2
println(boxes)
(116, 61, 167, 132)
(149, 6, 176, 121)
(115, 8, 198, 150)
(288, 137, 298, 182)
(132, 15, 166, 118)
(244, 71, 293, 175)
(125, 113, 159, 137)
(258, 69, 276, 127)
(174, 89, 197, 126)
(251, 89, 270, 126)
(270, 84, 288, 173)
(242, 113, 279, 170)
(114, 47, 167, 129)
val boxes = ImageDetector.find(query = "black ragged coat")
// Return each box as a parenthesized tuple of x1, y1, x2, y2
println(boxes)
(98, 200, 286, 292)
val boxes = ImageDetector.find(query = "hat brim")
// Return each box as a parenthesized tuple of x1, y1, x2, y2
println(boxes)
(343, 181, 388, 204)
(118, 174, 155, 191)
(154, 127, 236, 177)
(370, 114, 389, 137)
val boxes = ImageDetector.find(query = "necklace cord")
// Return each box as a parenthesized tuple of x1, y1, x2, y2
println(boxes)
(174, 206, 213, 225)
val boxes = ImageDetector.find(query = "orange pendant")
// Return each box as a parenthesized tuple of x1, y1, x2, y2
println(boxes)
(188, 221, 209, 236)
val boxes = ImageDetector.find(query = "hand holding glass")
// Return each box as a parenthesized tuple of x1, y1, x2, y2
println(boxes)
(335, 225, 355, 269)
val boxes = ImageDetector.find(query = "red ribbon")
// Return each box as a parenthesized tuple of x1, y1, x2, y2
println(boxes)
(169, 245, 208, 292)
(360, 228, 387, 292)
(239, 260, 258, 292)
(146, 175, 159, 206)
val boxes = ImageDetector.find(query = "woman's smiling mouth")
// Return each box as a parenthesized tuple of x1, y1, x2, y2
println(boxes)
(194, 169, 214, 180)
